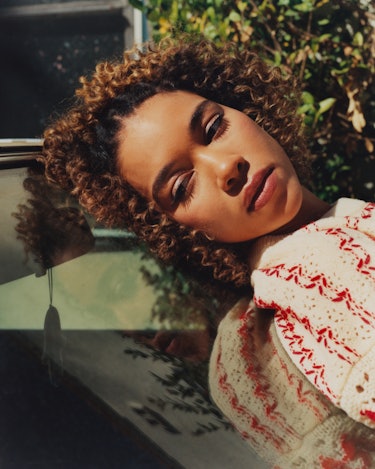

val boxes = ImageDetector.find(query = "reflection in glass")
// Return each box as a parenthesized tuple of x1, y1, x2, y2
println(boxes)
(11, 165, 95, 383)
(13, 165, 94, 275)
(4, 163, 375, 468)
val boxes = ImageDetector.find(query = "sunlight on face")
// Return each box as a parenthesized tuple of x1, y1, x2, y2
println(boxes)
(117, 91, 303, 243)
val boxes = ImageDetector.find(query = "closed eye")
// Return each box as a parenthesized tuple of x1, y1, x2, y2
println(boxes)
(171, 171, 195, 207)
(204, 112, 229, 144)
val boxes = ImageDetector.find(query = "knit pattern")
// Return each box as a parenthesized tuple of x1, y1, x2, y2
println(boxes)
(251, 199, 375, 427)
(209, 199, 375, 467)
(209, 300, 375, 468)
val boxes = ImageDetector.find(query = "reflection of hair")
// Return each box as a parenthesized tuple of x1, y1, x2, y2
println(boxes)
(42, 37, 311, 287)
(13, 166, 94, 274)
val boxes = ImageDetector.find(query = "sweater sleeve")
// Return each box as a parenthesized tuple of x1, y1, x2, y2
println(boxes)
(209, 299, 375, 468)
(251, 200, 375, 428)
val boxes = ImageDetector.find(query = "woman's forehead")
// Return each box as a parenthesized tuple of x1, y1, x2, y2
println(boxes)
(126, 90, 204, 118)
(118, 90, 205, 154)
(115, 91, 206, 197)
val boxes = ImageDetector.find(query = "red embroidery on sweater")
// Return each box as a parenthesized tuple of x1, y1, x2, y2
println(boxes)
(301, 205, 375, 280)
(273, 336, 330, 420)
(237, 312, 296, 430)
(216, 353, 288, 450)
(238, 308, 329, 423)
(214, 307, 297, 451)
(360, 409, 375, 421)
(258, 261, 375, 324)
(360, 202, 375, 220)
(254, 298, 354, 400)
(324, 227, 375, 280)
(319, 433, 372, 469)
(258, 297, 360, 363)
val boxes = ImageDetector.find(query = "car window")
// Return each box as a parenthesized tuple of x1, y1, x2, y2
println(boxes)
(1, 144, 268, 468)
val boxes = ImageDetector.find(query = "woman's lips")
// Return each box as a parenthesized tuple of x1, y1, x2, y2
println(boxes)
(244, 167, 276, 212)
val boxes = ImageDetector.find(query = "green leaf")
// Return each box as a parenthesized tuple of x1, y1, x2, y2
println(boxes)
(318, 97, 336, 115)
(313, 97, 336, 126)
(298, 103, 315, 114)
(293, 1, 314, 13)
(284, 8, 299, 17)
(228, 11, 241, 22)
(318, 33, 332, 42)
(353, 31, 364, 47)
(237, 1, 247, 12)
(273, 50, 282, 65)
(129, 0, 145, 10)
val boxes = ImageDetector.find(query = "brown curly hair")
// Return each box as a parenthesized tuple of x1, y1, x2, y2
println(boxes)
(42, 36, 311, 288)
(13, 166, 94, 275)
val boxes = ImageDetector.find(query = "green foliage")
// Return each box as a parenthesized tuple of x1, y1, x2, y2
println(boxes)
(130, 0, 375, 202)
(140, 263, 205, 327)
(140, 253, 239, 328)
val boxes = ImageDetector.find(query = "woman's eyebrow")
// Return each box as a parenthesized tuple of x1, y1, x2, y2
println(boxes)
(152, 98, 210, 205)
(189, 99, 210, 133)
(152, 161, 175, 205)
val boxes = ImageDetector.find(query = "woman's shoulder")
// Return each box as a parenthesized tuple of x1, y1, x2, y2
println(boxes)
(250, 197, 375, 271)
(322, 197, 371, 218)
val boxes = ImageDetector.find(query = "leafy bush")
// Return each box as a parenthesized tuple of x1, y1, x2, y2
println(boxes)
(130, 0, 375, 202)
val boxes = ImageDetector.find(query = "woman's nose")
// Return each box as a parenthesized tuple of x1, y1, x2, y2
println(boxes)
(194, 149, 248, 193)
(216, 156, 248, 194)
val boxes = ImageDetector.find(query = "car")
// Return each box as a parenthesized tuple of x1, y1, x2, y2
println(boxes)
(1, 140, 266, 468)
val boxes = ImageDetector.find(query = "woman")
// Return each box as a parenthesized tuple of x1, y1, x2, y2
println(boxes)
(42, 37, 315, 288)
(42, 37, 375, 465)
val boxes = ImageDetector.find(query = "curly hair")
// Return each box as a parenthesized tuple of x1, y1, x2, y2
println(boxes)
(42, 36, 311, 288)
(13, 166, 94, 274)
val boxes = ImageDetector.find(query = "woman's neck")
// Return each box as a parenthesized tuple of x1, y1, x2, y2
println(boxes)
(272, 187, 331, 236)
(247, 188, 331, 271)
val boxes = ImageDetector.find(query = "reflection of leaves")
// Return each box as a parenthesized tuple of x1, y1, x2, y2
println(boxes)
(140, 259, 238, 329)
(124, 348, 150, 359)
(151, 372, 197, 400)
(124, 344, 232, 437)
(193, 422, 230, 437)
(140, 263, 211, 327)
(147, 372, 231, 436)
(13, 166, 94, 274)
(131, 404, 181, 434)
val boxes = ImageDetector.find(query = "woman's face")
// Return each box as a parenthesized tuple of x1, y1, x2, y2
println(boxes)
(117, 91, 303, 243)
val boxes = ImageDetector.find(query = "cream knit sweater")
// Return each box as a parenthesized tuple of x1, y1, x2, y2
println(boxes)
(209, 198, 375, 467)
